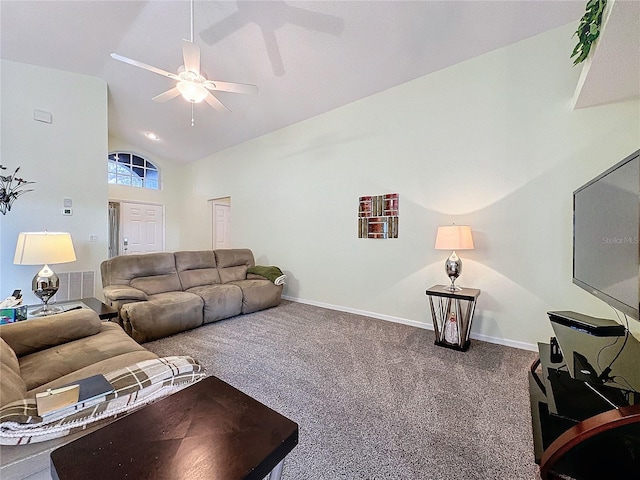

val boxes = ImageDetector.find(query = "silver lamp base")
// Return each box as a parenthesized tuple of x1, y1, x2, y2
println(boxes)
(443, 251, 463, 292)
(31, 264, 61, 316)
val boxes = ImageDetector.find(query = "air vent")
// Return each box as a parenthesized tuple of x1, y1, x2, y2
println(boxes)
(56, 271, 95, 301)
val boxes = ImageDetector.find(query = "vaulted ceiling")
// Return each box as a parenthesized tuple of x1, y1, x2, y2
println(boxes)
(1, 1, 634, 164)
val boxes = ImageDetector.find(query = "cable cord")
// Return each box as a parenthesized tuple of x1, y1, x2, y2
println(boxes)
(597, 308, 630, 383)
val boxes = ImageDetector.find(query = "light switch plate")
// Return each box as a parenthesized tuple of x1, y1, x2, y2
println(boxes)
(34, 109, 52, 124)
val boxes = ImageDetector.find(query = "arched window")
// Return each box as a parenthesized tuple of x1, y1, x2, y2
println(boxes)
(108, 152, 160, 190)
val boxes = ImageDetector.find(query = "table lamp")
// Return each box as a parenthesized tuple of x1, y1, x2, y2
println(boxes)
(13, 232, 77, 315)
(434, 225, 474, 291)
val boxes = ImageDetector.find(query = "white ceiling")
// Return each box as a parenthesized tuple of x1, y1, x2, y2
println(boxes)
(0, 1, 612, 163)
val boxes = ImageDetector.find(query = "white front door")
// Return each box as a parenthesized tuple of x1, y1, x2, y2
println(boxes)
(213, 203, 231, 249)
(120, 202, 164, 255)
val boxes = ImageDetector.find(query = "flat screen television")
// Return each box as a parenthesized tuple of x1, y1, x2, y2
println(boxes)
(573, 148, 640, 321)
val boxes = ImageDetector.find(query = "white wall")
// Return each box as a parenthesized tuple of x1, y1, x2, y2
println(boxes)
(177, 24, 640, 349)
(0, 60, 108, 304)
(108, 136, 184, 252)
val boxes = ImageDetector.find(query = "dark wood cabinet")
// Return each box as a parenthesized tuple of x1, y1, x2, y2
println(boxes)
(529, 313, 640, 479)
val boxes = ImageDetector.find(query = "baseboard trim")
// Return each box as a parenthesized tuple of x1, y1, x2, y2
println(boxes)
(282, 295, 538, 352)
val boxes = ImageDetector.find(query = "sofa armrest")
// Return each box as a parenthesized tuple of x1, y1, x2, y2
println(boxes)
(103, 286, 148, 323)
(103, 285, 148, 302)
(0, 355, 205, 445)
(0, 310, 102, 357)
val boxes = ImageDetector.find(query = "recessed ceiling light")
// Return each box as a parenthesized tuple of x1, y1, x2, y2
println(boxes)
(144, 132, 159, 141)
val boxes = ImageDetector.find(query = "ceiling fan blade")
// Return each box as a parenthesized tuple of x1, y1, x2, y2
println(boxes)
(111, 53, 180, 81)
(152, 87, 181, 103)
(204, 80, 258, 95)
(182, 39, 200, 74)
(204, 92, 231, 113)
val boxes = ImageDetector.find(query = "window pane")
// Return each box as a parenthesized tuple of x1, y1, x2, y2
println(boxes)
(118, 153, 131, 165)
(108, 153, 160, 190)
(145, 179, 159, 190)
(116, 164, 132, 176)
(116, 174, 130, 186)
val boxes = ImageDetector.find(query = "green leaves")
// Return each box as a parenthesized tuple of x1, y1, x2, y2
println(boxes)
(571, 0, 607, 65)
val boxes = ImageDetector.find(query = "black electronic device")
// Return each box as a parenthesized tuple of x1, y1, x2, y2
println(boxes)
(573, 352, 600, 383)
(548, 311, 626, 337)
(573, 148, 639, 321)
(550, 337, 563, 363)
(11, 289, 21, 299)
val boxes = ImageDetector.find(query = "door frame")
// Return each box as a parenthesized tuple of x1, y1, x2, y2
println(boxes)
(109, 199, 166, 255)
(209, 197, 231, 250)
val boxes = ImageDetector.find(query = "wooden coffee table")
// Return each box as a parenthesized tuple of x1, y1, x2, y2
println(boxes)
(50, 376, 298, 480)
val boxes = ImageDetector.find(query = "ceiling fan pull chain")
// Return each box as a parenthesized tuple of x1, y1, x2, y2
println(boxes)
(191, 103, 195, 127)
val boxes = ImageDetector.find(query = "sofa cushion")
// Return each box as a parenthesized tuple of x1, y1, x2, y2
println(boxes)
(130, 273, 183, 296)
(0, 363, 25, 409)
(0, 338, 26, 408)
(187, 284, 243, 324)
(175, 250, 222, 289)
(219, 264, 249, 283)
(101, 252, 176, 286)
(18, 322, 151, 391)
(229, 279, 283, 314)
(30, 351, 158, 395)
(121, 291, 204, 343)
(0, 336, 20, 374)
(103, 285, 148, 302)
(214, 248, 255, 268)
(102, 252, 182, 295)
(0, 310, 102, 357)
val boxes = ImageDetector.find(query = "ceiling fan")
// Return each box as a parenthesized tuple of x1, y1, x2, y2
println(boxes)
(110, 0, 257, 121)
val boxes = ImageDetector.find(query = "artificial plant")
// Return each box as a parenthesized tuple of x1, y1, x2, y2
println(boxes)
(571, 0, 607, 65)
(0, 165, 35, 214)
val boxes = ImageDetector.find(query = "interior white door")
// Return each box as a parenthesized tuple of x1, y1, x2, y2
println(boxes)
(120, 202, 164, 255)
(213, 203, 231, 249)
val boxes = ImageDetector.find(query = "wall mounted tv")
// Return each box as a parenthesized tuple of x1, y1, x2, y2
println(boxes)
(573, 148, 639, 321)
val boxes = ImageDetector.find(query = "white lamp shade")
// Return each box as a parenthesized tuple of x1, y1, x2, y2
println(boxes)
(13, 232, 77, 265)
(434, 225, 474, 251)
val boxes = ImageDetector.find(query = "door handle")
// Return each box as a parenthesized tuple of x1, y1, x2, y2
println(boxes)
(123, 237, 128, 251)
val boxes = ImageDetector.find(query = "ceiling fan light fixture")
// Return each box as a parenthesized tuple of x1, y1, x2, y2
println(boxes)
(177, 81, 208, 103)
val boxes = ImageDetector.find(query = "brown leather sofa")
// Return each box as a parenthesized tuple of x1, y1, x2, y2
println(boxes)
(100, 249, 283, 342)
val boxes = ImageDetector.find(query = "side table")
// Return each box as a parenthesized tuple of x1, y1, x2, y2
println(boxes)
(425, 284, 481, 352)
(27, 298, 117, 321)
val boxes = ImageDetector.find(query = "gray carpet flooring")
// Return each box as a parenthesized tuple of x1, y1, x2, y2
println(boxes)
(144, 300, 541, 479)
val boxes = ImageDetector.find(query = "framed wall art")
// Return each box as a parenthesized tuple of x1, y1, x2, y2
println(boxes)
(358, 193, 398, 239)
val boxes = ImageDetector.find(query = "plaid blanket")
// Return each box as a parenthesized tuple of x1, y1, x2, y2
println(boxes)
(0, 356, 205, 445)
